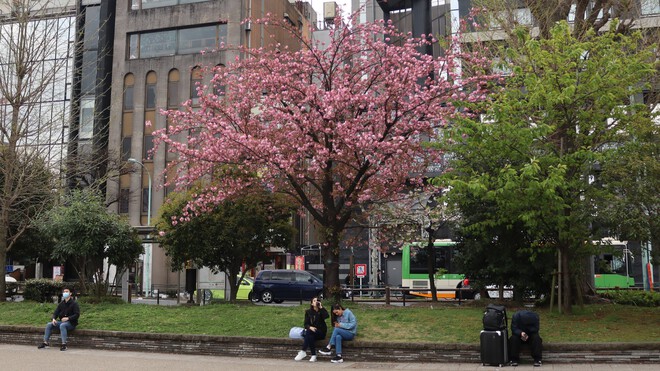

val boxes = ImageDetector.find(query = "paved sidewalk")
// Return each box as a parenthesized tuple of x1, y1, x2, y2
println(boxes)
(2, 344, 656, 371)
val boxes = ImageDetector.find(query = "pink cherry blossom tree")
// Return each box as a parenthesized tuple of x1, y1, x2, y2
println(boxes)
(154, 13, 496, 299)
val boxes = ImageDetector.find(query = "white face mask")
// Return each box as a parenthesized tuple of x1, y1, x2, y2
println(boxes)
(62, 292, 70, 299)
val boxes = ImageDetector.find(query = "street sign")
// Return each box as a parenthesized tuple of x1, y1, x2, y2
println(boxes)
(355, 264, 367, 278)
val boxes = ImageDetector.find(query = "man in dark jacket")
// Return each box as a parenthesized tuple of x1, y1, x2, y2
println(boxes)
(509, 310, 543, 367)
(37, 287, 80, 351)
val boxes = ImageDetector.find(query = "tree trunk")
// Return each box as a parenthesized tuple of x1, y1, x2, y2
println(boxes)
(323, 230, 342, 303)
(426, 229, 438, 302)
(561, 245, 573, 313)
(0, 226, 6, 301)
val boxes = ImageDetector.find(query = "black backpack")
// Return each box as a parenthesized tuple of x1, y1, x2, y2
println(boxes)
(483, 304, 508, 331)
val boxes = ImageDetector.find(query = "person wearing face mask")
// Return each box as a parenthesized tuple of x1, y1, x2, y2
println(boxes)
(37, 287, 80, 351)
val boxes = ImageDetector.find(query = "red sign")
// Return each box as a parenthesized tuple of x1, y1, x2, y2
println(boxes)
(355, 264, 367, 278)
(295, 256, 305, 270)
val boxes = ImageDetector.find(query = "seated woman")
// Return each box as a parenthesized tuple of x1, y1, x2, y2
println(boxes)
(294, 296, 329, 362)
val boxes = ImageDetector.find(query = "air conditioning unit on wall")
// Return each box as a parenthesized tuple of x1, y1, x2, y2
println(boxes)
(323, 1, 337, 21)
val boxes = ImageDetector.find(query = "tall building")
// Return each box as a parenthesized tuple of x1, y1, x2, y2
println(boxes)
(107, 0, 316, 296)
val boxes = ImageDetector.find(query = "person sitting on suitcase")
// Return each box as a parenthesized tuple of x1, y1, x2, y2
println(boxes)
(509, 310, 543, 367)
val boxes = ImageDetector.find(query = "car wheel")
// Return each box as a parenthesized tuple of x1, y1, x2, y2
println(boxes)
(261, 290, 274, 304)
(250, 292, 260, 303)
(317, 291, 325, 300)
(204, 290, 212, 302)
(473, 292, 481, 300)
(273, 299, 284, 304)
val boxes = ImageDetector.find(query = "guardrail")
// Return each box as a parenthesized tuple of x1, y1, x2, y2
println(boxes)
(340, 286, 478, 306)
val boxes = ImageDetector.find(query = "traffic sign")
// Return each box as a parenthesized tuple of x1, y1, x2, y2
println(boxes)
(355, 264, 367, 278)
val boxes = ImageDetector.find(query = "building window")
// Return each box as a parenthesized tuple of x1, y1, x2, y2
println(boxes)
(131, 0, 208, 10)
(140, 30, 176, 58)
(191, 66, 202, 106)
(143, 134, 154, 160)
(128, 23, 227, 60)
(123, 85, 134, 111)
(213, 64, 225, 97)
(178, 25, 217, 54)
(79, 98, 95, 139)
(146, 82, 157, 109)
(641, 0, 660, 15)
(167, 69, 180, 109)
(142, 187, 150, 213)
(81, 50, 98, 95)
(121, 137, 132, 162)
(119, 188, 130, 214)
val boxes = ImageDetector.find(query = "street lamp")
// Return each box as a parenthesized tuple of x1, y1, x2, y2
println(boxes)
(128, 158, 152, 297)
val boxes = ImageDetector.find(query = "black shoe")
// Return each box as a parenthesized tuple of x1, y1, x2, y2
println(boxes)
(318, 347, 332, 356)
(37, 342, 49, 349)
(60, 344, 67, 351)
(510, 361, 518, 367)
(330, 355, 343, 363)
(534, 360, 542, 367)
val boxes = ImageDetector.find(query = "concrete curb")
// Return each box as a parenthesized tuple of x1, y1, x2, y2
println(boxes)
(1, 325, 658, 364)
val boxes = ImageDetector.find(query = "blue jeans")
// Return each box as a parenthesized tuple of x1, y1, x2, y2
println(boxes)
(328, 327, 354, 355)
(44, 321, 76, 344)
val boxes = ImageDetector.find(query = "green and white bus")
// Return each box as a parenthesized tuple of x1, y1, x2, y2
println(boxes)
(593, 238, 635, 289)
(401, 240, 471, 299)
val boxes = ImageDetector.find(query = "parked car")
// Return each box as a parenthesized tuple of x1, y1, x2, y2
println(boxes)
(251, 269, 324, 304)
(202, 276, 254, 301)
(5, 275, 18, 296)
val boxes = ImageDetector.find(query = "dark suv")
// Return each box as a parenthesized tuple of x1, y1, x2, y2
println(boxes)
(252, 270, 324, 304)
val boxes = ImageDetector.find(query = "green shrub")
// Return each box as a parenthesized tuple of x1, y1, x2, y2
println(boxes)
(600, 290, 660, 307)
(23, 279, 63, 303)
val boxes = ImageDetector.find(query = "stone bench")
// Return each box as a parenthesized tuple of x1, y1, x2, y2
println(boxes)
(0, 325, 658, 364)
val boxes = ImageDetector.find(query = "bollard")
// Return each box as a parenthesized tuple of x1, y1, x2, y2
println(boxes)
(385, 286, 391, 305)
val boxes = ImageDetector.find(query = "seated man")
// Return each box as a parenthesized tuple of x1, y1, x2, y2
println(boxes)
(509, 310, 543, 367)
(318, 304, 358, 363)
(37, 287, 80, 351)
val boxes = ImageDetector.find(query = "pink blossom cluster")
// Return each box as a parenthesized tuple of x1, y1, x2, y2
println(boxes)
(154, 13, 497, 225)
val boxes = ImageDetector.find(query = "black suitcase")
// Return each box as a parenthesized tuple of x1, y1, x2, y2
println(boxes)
(480, 329, 509, 367)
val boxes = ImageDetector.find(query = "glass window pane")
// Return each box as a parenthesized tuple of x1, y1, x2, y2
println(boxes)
(121, 137, 132, 161)
(79, 98, 95, 139)
(140, 30, 176, 58)
(146, 84, 156, 109)
(129, 34, 139, 59)
(124, 86, 134, 110)
(168, 80, 179, 108)
(119, 189, 130, 214)
(142, 0, 177, 9)
(143, 134, 154, 159)
(83, 6, 100, 49)
(178, 25, 217, 54)
(81, 50, 97, 94)
(142, 187, 150, 213)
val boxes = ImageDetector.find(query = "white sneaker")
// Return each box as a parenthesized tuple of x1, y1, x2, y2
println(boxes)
(309, 355, 317, 362)
(294, 350, 307, 361)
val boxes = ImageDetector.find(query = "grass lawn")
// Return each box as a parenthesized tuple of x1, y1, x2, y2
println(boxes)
(0, 300, 658, 343)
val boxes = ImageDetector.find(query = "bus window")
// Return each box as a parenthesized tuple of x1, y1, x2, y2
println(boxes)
(409, 245, 451, 275)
